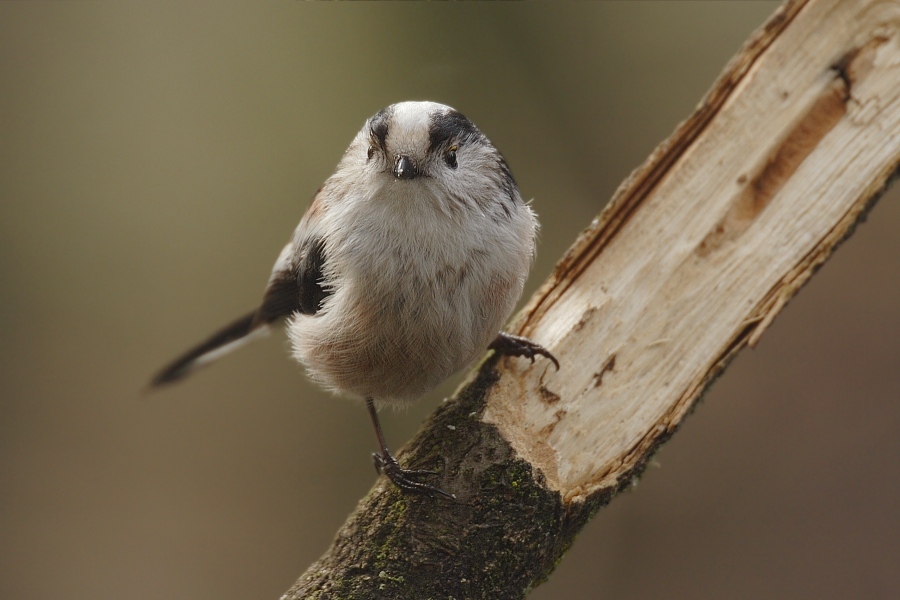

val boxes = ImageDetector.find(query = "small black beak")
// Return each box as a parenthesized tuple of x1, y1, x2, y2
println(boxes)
(393, 154, 418, 180)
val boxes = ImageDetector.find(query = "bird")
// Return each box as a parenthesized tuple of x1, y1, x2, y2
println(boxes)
(149, 101, 557, 499)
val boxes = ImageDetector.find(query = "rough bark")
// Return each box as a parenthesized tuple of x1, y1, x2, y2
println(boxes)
(284, 0, 900, 597)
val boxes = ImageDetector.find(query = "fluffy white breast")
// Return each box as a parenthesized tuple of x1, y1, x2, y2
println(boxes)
(285, 101, 537, 405)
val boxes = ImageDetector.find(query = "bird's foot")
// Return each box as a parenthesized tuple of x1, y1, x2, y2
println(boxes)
(372, 451, 456, 500)
(489, 332, 560, 370)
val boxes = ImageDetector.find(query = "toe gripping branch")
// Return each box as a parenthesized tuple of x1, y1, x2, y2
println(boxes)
(364, 333, 557, 500)
(489, 332, 560, 370)
(366, 397, 456, 500)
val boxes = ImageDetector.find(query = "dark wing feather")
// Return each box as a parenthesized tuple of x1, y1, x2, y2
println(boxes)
(256, 235, 328, 322)
(255, 272, 302, 324)
(148, 237, 330, 390)
(296, 237, 329, 315)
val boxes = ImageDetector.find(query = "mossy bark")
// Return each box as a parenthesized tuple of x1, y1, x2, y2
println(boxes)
(283, 357, 630, 600)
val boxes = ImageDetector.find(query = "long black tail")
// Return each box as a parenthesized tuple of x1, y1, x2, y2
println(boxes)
(148, 310, 268, 389)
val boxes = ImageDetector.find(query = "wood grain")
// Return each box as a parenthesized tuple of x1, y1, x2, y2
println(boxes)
(487, 0, 900, 503)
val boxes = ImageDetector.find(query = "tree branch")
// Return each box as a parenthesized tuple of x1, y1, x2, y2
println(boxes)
(284, 0, 900, 597)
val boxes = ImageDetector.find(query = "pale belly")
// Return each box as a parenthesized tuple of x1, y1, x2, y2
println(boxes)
(287, 264, 520, 405)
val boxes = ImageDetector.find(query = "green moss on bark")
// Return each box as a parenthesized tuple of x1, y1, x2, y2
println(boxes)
(284, 359, 629, 600)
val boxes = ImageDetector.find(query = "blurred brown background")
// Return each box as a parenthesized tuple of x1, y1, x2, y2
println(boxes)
(2, 3, 898, 599)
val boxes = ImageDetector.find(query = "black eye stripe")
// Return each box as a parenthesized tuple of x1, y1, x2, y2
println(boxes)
(369, 106, 391, 151)
(428, 109, 484, 153)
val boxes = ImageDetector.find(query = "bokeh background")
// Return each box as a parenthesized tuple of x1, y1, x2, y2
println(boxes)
(2, 3, 898, 599)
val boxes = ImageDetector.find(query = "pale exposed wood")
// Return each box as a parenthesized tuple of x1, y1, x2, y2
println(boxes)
(487, 0, 900, 503)
(286, 0, 900, 597)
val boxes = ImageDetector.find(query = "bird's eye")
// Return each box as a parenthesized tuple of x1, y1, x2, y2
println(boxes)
(366, 146, 375, 161)
(445, 145, 458, 169)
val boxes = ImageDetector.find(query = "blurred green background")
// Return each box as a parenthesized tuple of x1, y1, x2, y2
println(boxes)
(2, 3, 898, 599)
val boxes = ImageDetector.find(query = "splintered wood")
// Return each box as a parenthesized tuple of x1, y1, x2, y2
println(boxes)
(485, 0, 900, 503)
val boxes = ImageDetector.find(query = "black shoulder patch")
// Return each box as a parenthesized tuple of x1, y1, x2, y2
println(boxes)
(296, 237, 330, 315)
(497, 155, 519, 210)
(428, 109, 484, 152)
(255, 237, 330, 323)
(497, 155, 517, 188)
(369, 106, 392, 151)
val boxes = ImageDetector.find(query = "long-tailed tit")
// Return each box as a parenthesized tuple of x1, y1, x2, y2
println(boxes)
(150, 101, 557, 498)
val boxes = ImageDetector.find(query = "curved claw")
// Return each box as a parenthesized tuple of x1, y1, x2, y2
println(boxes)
(372, 452, 455, 500)
(489, 332, 560, 371)
(372, 453, 438, 477)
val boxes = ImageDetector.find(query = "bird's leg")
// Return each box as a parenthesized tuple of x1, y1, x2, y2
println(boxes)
(366, 397, 456, 500)
(489, 332, 560, 370)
